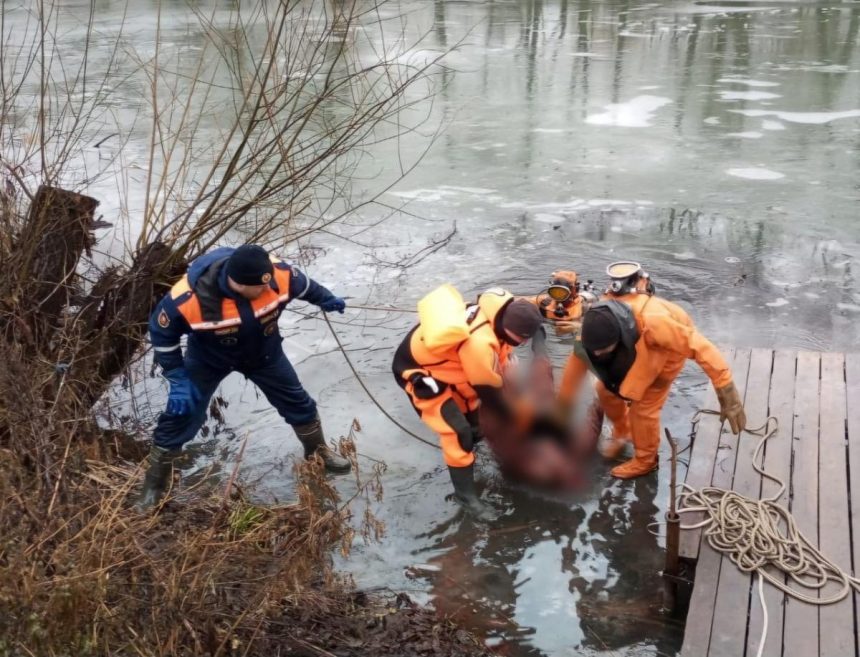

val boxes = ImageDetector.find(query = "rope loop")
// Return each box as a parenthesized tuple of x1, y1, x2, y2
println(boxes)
(678, 413, 860, 608)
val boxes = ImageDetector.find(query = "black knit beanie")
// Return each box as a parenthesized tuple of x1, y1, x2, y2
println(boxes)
(500, 299, 543, 339)
(226, 245, 274, 285)
(581, 306, 621, 351)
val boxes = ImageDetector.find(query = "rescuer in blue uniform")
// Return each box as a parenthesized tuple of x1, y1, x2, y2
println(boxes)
(136, 244, 351, 511)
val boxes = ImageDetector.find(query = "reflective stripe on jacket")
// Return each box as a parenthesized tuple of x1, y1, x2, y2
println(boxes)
(170, 255, 292, 331)
(149, 246, 336, 371)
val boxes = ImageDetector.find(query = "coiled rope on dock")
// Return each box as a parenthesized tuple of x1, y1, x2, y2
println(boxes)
(677, 412, 860, 657)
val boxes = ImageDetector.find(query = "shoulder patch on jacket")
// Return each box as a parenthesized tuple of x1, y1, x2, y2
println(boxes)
(157, 310, 171, 328)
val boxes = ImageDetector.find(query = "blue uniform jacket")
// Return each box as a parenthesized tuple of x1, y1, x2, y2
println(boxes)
(149, 247, 337, 372)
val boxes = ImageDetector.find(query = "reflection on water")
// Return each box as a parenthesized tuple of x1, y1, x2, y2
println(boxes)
(368, 0, 860, 355)
(16, 0, 857, 655)
(414, 474, 685, 656)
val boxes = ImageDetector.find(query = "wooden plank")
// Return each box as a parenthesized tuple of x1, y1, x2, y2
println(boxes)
(680, 347, 737, 560)
(680, 349, 751, 657)
(818, 352, 852, 657)
(711, 348, 753, 489)
(708, 348, 773, 657)
(746, 350, 797, 657)
(782, 351, 821, 657)
(681, 543, 724, 657)
(844, 352, 860, 657)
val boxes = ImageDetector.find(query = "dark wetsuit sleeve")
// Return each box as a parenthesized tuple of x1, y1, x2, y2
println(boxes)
(474, 384, 512, 422)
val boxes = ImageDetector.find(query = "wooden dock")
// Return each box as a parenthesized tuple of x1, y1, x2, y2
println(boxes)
(679, 348, 860, 657)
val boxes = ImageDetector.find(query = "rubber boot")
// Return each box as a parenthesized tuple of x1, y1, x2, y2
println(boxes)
(448, 464, 495, 521)
(293, 415, 351, 474)
(610, 407, 660, 479)
(610, 453, 658, 479)
(134, 445, 182, 512)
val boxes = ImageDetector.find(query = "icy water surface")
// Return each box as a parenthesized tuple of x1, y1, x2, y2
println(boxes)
(309, 3, 859, 654)
(8, 0, 860, 654)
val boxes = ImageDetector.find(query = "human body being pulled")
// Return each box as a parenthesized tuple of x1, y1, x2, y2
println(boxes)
(460, 268, 603, 491)
(478, 331, 605, 491)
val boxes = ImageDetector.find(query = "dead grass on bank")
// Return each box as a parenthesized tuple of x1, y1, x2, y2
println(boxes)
(0, 400, 386, 657)
(0, 1, 491, 654)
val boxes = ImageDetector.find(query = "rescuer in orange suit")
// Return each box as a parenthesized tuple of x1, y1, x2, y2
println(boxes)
(557, 292, 747, 479)
(392, 287, 544, 518)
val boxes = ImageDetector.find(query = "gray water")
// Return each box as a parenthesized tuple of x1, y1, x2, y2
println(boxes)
(7, 0, 860, 654)
(300, 3, 859, 654)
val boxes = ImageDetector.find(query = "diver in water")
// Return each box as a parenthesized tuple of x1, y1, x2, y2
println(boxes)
(525, 269, 598, 336)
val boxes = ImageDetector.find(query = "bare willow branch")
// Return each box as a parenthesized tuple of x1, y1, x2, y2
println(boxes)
(0, 1, 474, 654)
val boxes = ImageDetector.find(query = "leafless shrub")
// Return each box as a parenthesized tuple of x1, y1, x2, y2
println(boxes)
(0, 1, 447, 654)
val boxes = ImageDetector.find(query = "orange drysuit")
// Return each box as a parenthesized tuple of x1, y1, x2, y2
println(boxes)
(392, 289, 516, 468)
(558, 294, 733, 478)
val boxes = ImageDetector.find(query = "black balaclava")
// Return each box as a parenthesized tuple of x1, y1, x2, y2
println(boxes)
(581, 305, 636, 393)
(581, 306, 621, 360)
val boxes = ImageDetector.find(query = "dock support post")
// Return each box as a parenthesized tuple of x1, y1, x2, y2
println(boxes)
(663, 428, 681, 611)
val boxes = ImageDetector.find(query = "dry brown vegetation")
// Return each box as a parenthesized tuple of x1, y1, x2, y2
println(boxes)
(0, 431, 375, 655)
(0, 188, 488, 656)
(0, 2, 495, 655)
